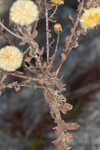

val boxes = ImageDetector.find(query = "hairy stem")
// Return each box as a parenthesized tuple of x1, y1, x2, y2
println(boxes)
(45, 0, 50, 63)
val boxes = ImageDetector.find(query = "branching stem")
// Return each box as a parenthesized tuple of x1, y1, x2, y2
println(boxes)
(45, 0, 50, 63)
(0, 22, 23, 40)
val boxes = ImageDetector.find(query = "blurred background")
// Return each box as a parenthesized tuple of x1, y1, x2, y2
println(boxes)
(0, 0, 100, 150)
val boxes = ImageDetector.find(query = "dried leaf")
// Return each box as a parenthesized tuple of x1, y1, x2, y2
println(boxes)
(55, 78, 66, 91)
(19, 41, 26, 46)
(65, 132, 73, 143)
(61, 103, 73, 114)
(26, 25, 32, 34)
(61, 52, 67, 62)
(62, 122, 80, 131)
(32, 30, 38, 38)
(65, 36, 70, 47)
(0, 72, 7, 83)
(32, 40, 39, 49)
(14, 85, 21, 92)
(25, 57, 31, 63)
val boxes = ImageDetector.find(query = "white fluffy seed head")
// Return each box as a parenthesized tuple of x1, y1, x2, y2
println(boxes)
(9, 0, 39, 26)
(0, 46, 23, 72)
(80, 7, 100, 30)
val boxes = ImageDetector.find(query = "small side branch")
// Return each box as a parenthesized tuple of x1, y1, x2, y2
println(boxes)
(9, 72, 39, 82)
(54, 0, 84, 75)
(0, 22, 23, 40)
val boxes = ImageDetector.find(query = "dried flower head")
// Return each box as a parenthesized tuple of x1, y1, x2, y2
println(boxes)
(80, 7, 100, 30)
(51, 0, 64, 6)
(0, 46, 23, 72)
(54, 23, 62, 33)
(10, 0, 39, 26)
(65, 133, 73, 143)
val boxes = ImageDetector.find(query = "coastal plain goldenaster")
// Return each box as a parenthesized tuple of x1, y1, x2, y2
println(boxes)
(0, 46, 23, 72)
(10, 0, 39, 26)
(80, 7, 100, 30)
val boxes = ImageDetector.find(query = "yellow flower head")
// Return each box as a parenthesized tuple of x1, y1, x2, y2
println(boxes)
(80, 7, 100, 30)
(0, 46, 23, 72)
(10, 0, 39, 26)
(51, 0, 64, 6)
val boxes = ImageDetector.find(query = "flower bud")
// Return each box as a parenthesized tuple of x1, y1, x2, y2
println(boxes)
(54, 23, 62, 33)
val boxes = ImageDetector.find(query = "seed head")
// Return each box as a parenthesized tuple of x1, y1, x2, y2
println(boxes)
(10, 0, 39, 26)
(0, 46, 23, 72)
(80, 7, 100, 30)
